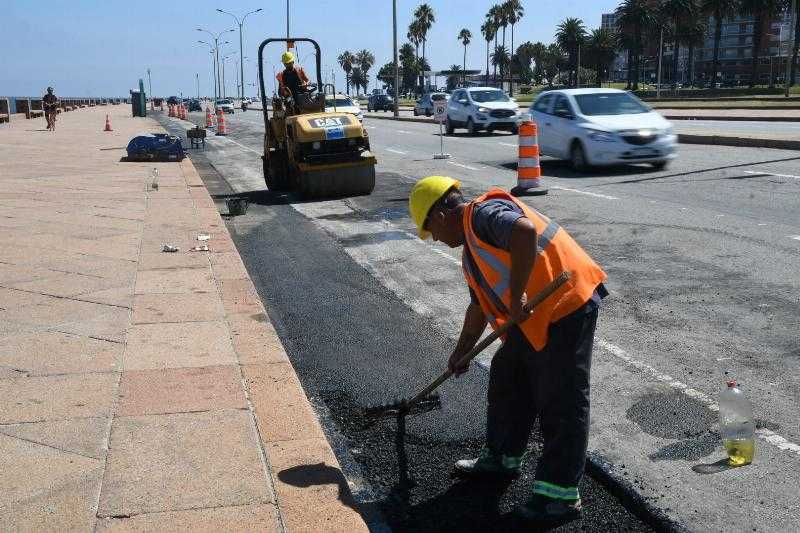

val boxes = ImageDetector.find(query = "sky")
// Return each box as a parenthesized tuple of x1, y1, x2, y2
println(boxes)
(1, 0, 621, 98)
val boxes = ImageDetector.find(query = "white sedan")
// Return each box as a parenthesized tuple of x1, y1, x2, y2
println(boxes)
(324, 94, 363, 122)
(529, 88, 677, 171)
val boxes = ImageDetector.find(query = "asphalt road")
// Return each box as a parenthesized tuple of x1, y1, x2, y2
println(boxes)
(162, 109, 800, 532)
(363, 108, 800, 137)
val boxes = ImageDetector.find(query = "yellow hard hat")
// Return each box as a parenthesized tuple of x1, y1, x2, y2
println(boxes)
(281, 51, 295, 64)
(409, 176, 461, 239)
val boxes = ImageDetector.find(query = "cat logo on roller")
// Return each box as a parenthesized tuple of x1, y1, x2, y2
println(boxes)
(257, 37, 377, 198)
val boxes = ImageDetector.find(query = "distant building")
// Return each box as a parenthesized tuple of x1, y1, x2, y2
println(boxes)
(601, 13, 618, 32)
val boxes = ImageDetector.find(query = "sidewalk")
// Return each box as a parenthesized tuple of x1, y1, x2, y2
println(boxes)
(0, 106, 367, 531)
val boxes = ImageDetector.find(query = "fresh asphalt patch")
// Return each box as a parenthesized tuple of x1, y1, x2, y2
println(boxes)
(201, 174, 655, 531)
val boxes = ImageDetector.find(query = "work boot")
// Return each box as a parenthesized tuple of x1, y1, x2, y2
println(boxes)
(515, 494, 582, 524)
(453, 448, 521, 478)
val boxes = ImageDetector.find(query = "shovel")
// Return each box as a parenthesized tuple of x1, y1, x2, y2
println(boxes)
(365, 271, 572, 423)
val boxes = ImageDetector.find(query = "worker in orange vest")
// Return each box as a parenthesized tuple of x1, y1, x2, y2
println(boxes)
(409, 175, 608, 525)
(276, 51, 310, 106)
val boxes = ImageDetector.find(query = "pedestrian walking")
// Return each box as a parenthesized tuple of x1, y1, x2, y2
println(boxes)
(43, 86, 59, 131)
(408, 176, 608, 524)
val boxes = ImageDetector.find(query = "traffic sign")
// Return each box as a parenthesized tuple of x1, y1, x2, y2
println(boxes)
(433, 101, 447, 123)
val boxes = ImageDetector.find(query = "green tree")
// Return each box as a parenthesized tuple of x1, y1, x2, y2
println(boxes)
(491, 45, 511, 80)
(350, 67, 368, 95)
(481, 20, 497, 84)
(740, 0, 783, 86)
(337, 51, 355, 95)
(506, 0, 524, 64)
(586, 28, 618, 85)
(660, 0, 695, 84)
(488, 5, 503, 81)
(399, 43, 418, 92)
(523, 41, 548, 84)
(414, 3, 436, 86)
(682, 16, 708, 85)
(356, 49, 376, 79)
(701, 0, 741, 85)
(543, 44, 567, 87)
(377, 62, 397, 91)
(555, 17, 588, 87)
(616, 0, 657, 90)
(458, 28, 473, 83)
(446, 64, 463, 91)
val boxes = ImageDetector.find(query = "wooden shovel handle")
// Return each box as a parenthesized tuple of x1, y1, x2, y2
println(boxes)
(406, 271, 572, 408)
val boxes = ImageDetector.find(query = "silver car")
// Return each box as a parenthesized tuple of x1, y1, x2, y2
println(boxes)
(414, 93, 449, 116)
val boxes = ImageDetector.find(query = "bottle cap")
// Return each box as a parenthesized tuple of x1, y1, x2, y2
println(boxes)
(726, 379, 737, 388)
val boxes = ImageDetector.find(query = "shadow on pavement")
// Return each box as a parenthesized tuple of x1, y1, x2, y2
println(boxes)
(278, 462, 362, 514)
(691, 458, 742, 475)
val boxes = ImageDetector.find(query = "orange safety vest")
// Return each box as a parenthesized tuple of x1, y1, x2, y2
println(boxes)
(462, 188, 607, 350)
(276, 66, 309, 96)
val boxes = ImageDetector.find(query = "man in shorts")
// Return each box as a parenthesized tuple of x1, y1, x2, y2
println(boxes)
(43, 87, 59, 131)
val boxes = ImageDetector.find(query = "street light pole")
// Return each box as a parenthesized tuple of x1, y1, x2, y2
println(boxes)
(198, 28, 234, 99)
(147, 68, 152, 98)
(286, 0, 290, 38)
(217, 8, 262, 100)
(393, 0, 399, 117)
(787, 0, 798, 97)
(196, 73, 200, 99)
(657, 27, 664, 99)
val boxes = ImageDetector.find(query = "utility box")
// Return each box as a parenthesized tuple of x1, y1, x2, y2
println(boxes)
(130, 90, 146, 117)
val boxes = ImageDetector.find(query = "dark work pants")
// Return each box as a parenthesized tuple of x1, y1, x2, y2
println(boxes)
(486, 306, 597, 493)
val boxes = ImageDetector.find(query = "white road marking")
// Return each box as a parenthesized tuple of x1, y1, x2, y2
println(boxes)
(499, 142, 518, 148)
(744, 170, 800, 180)
(758, 223, 768, 226)
(789, 235, 800, 241)
(447, 161, 480, 171)
(385, 148, 408, 155)
(397, 130, 412, 134)
(597, 339, 800, 458)
(550, 186, 619, 200)
(223, 136, 261, 155)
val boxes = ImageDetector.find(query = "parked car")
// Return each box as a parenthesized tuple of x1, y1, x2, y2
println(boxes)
(215, 98, 235, 114)
(367, 94, 394, 112)
(186, 99, 202, 112)
(445, 87, 520, 134)
(324, 94, 363, 122)
(167, 96, 182, 106)
(529, 88, 677, 172)
(414, 93, 449, 116)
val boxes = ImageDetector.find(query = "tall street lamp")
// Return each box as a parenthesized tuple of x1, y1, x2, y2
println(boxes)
(197, 28, 234, 99)
(217, 8, 262, 100)
(198, 41, 219, 99)
(393, 0, 399, 116)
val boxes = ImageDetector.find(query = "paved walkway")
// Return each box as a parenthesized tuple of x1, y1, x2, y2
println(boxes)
(0, 106, 367, 531)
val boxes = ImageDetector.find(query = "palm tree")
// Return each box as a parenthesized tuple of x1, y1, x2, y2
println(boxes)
(660, 0, 694, 85)
(488, 5, 503, 81)
(458, 28, 472, 83)
(616, 0, 656, 90)
(481, 20, 496, 85)
(587, 28, 618, 86)
(701, 0, 741, 86)
(528, 41, 548, 84)
(682, 17, 708, 86)
(356, 49, 375, 79)
(544, 43, 567, 87)
(350, 67, 368, 95)
(506, 0, 524, 63)
(414, 3, 436, 83)
(399, 42, 417, 92)
(491, 46, 511, 80)
(337, 51, 355, 95)
(555, 17, 587, 87)
(740, 0, 783, 87)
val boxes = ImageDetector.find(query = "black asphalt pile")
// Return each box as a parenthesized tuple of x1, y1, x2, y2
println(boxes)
(321, 390, 652, 532)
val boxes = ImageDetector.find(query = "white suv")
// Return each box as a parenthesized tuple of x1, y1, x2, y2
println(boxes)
(446, 87, 520, 135)
(530, 88, 677, 171)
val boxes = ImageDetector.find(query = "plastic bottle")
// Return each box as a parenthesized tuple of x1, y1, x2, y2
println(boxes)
(718, 379, 755, 466)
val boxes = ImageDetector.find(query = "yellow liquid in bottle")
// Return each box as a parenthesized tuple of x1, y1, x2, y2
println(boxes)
(723, 438, 755, 466)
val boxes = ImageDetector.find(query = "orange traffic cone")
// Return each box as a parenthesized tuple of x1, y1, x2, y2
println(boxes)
(179, 104, 185, 120)
(205, 107, 214, 128)
(511, 115, 547, 196)
(103, 114, 113, 132)
(168, 105, 174, 118)
(216, 109, 227, 136)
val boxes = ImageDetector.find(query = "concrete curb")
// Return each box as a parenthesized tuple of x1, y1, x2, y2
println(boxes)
(177, 159, 371, 533)
(662, 114, 800, 122)
(364, 114, 800, 151)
